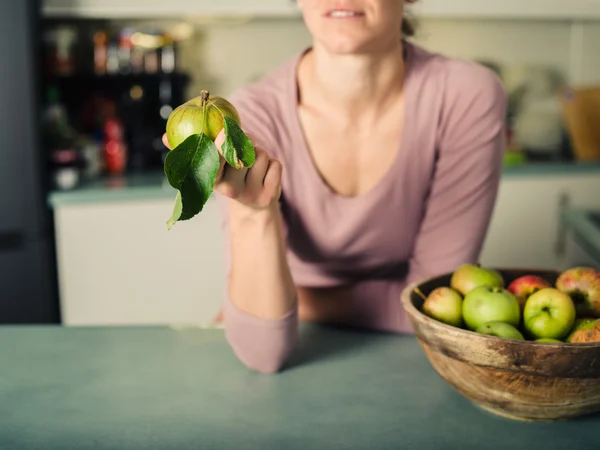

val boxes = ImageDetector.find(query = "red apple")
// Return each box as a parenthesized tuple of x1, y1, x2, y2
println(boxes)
(507, 275, 551, 311)
(555, 267, 600, 318)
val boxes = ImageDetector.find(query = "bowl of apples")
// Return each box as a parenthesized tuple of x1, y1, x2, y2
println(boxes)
(401, 265, 600, 422)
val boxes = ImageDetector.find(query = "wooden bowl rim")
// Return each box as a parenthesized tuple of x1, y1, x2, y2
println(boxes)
(401, 268, 600, 349)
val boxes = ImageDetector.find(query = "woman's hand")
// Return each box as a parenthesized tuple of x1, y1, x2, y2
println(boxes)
(162, 130, 283, 211)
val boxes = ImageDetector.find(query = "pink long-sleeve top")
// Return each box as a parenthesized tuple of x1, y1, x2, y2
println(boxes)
(218, 42, 508, 373)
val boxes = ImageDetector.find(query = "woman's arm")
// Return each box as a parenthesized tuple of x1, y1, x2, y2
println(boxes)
(404, 64, 508, 286)
(215, 89, 300, 374)
(296, 281, 414, 333)
(219, 195, 299, 374)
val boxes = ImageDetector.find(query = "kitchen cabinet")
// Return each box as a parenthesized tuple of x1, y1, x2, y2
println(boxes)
(42, 0, 600, 19)
(53, 194, 227, 326)
(479, 172, 600, 271)
(42, 0, 301, 18)
(52, 170, 600, 326)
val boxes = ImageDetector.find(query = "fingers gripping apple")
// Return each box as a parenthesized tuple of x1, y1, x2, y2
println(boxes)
(162, 90, 256, 229)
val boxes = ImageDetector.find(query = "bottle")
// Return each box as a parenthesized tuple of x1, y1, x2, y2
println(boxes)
(102, 102, 128, 174)
(93, 31, 108, 75)
(42, 87, 81, 189)
(106, 36, 119, 75)
(118, 28, 133, 74)
(160, 34, 176, 74)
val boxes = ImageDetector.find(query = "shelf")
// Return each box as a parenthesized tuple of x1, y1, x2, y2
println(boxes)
(410, 0, 600, 20)
(42, 0, 301, 19)
(42, 0, 600, 20)
(44, 72, 190, 83)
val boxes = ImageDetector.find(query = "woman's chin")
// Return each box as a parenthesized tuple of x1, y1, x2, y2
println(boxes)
(318, 40, 374, 56)
(316, 34, 398, 56)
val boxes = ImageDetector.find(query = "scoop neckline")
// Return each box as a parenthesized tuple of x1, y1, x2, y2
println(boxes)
(287, 42, 417, 204)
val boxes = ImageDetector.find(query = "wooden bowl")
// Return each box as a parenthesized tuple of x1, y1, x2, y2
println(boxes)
(401, 268, 600, 422)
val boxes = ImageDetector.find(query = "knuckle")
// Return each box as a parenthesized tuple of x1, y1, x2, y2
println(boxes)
(272, 159, 283, 171)
(258, 189, 277, 207)
(217, 183, 238, 199)
(268, 158, 282, 174)
(256, 149, 269, 164)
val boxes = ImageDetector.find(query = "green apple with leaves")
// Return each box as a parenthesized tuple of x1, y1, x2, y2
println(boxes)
(163, 90, 256, 229)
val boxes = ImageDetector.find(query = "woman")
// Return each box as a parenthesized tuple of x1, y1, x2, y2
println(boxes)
(168, 0, 507, 374)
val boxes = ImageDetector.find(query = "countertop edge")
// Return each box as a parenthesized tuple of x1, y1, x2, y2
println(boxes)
(47, 163, 600, 208)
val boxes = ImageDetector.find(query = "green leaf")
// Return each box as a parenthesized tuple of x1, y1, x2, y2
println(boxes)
(166, 191, 183, 230)
(222, 116, 256, 169)
(163, 133, 220, 228)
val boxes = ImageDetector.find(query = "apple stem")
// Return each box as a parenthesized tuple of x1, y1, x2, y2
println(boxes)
(202, 100, 208, 136)
(200, 90, 210, 103)
(414, 287, 428, 302)
(207, 99, 225, 121)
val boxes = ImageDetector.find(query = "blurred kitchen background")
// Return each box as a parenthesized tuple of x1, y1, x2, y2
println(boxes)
(2, 0, 600, 326)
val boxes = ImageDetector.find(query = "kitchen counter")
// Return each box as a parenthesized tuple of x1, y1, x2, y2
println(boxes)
(47, 171, 175, 207)
(47, 162, 600, 207)
(1, 325, 599, 450)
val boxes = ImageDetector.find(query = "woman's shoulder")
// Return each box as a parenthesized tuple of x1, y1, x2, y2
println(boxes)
(408, 42, 507, 107)
(227, 53, 301, 151)
(229, 53, 301, 116)
(406, 43, 508, 161)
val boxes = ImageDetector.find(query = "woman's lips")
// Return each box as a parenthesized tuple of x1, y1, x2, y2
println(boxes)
(325, 10, 365, 19)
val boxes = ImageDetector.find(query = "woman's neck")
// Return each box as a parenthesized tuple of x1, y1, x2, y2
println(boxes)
(298, 40, 407, 120)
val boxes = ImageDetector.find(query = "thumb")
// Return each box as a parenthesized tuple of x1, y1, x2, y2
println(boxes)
(162, 133, 172, 150)
(214, 129, 227, 183)
(214, 129, 226, 157)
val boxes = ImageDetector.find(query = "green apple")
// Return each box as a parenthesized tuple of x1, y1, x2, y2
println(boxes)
(475, 321, 524, 340)
(523, 288, 576, 340)
(450, 264, 504, 296)
(535, 338, 563, 343)
(165, 90, 242, 148)
(462, 286, 520, 331)
(422, 287, 463, 327)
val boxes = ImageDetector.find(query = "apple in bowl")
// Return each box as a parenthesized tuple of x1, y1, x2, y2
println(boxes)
(507, 275, 551, 311)
(555, 267, 600, 318)
(522, 288, 576, 340)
